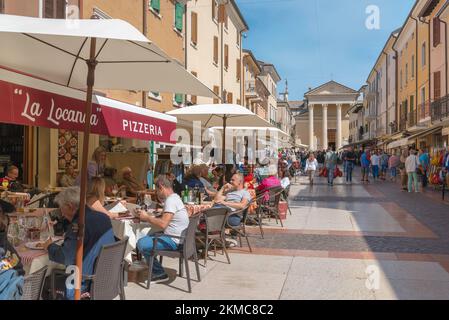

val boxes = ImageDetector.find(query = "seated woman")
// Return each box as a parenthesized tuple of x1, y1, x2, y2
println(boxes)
(279, 169, 291, 190)
(103, 167, 118, 196)
(257, 165, 281, 193)
(86, 177, 119, 219)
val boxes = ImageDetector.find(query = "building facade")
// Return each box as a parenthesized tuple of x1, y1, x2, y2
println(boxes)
(185, 0, 248, 106)
(296, 81, 359, 151)
(242, 49, 269, 120)
(258, 61, 281, 126)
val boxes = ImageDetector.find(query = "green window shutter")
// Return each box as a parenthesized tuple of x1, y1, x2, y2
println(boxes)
(151, 91, 160, 98)
(151, 0, 160, 12)
(175, 3, 184, 31)
(175, 93, 183, 104)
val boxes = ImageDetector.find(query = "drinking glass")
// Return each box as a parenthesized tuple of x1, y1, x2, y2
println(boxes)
(112, 185, 118, 198)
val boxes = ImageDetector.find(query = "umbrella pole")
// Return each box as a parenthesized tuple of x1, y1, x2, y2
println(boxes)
(222, 116, 227, 185)
(75, 37, 97, 301)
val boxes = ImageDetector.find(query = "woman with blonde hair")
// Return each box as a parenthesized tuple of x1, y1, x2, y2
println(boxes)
(86, 177, 118, 219)
(75, 146, 107, 185)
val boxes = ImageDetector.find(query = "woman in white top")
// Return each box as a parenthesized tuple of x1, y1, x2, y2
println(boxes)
(279, 169, 291, 189)
(305, 154, 318, 185)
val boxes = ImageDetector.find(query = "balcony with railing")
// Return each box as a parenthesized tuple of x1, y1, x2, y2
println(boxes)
(407, 111, 416, 127)
(245, 80, 257, 96)
(418, 100, 431, 122)
(431, 95, 449, 121)
(399, 115, 407, 131)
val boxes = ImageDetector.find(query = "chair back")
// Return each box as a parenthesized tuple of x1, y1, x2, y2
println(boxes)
(183, 213, 201, 259)
(269, 186, 283, 206)
(90, 237, 128, 300)
(22, 266, 48, 300)
(203, 207, 229, 237)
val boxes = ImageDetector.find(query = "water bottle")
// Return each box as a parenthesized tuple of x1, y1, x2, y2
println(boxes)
(183, 186, 189, 203)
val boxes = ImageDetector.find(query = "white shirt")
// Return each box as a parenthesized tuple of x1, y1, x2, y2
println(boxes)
(371, 155, 380, 166)
(405, 155, 420, 173)
(305, 159, 318, 171)
(163, 193, 189, 245)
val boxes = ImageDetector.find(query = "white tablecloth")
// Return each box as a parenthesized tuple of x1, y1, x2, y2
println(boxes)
(111, 219, 162, 263)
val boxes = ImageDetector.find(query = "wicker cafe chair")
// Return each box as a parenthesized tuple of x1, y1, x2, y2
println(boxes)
(225, 203, 253, 253)
(196, 207, 230, 266)
(282, 185, 293, 216)
(50, 237, 128, 300)
(83, 237, 128, 300)
(146, 214, 202, 293)
(250, 193, 268, 239)
(258, 186, 284, 228)
(22, 266, 48, 300)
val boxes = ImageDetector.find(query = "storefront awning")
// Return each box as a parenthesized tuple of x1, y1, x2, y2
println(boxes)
(0, 67, 177, 143)
(406, 126, 442, 141)
(387, 138, 410, 149)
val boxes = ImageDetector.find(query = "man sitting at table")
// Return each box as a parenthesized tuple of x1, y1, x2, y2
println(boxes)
(41, 187, 115, 299)
(136, 176, 189, 284)
(0, 166, 25, 192)
(213, 173, 252, 227)
(120, 166, 145, 197)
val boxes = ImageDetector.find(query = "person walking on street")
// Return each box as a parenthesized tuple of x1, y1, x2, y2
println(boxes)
(418, 149, 430, 188)
(344, 147, 356, 184)
(388, 152, 400, 182)
(325, 148, 338, 186)
(371, 150, 380, 181)
(405, 149, 420, 193)
(380, 151, 389, 181)
(399, 149, 409, 191)
(305, 153, 318, 186)
(360, 149, 370, 183)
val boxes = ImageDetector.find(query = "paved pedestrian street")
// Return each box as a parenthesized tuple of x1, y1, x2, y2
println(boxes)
(125, 171, 449, 300)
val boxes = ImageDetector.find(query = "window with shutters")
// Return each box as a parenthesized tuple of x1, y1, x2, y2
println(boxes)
(422, 42, 426, 67)
(411, 55, 415, 79)
(174, 93, 183, 105)
(434, 18, 441, 47)
(0, 0, 4, 14)
(150, 0, 160, 14)
(213, 86, 220, 104)
(212, 0, 218, 22)
(236, 59, 241, 81)
(191, 12, 198, 45)
(227, 92, 233, 104)
(434, 71, 441, 99)
(174, 3, 184, 32)
(224, 44, 229, 70)
(405, 63, 408, 84)
(44, 0, 66, 18)
(213, 36, 218, 65)
(190, 72, 197, 104)
(218, 4, 226, 24)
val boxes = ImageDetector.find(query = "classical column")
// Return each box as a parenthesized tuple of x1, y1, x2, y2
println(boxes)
(309, 104, 315, 150)
(322, 104, 328, 150)
(336, 103, 342, 150)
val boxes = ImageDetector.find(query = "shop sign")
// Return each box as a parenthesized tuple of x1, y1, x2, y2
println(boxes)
(0, 79, 176, 143)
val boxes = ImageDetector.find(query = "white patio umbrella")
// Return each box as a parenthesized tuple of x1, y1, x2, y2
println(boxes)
(167, 104, 274, 166)
(0, 14, 215, 299)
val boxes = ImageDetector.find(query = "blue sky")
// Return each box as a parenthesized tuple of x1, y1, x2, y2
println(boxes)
(236, 0, 416, 100)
